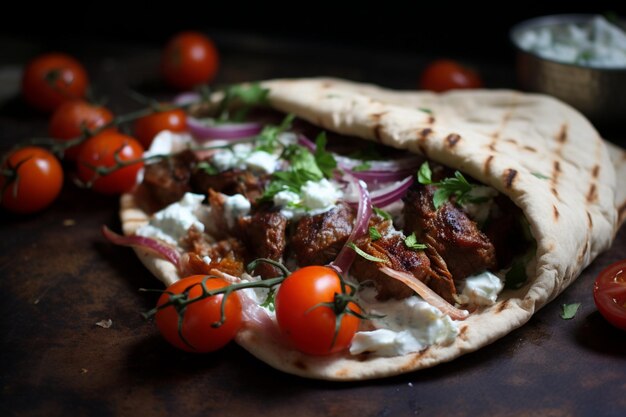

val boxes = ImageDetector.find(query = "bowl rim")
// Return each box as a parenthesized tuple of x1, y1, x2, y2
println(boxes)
(509, 13, 626, 72)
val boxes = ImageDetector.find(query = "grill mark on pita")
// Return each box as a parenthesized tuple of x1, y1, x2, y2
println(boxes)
(587, 211, 593, 228)
(591, 165, 600, 179)
(523, 145, 537, 152)
(458, 325, 469, 340)
(586, 184, 597, 203)
(551, 187, 559, 199)
(427, 115, 435, 124)
(496, 299, 509, 313)
(445, 133, 461, 148)
(504, 169, 518, 189)
(551, 161, 561, 200)
(484, 155, 494, 173)
(557, 123, 568, 143)
(504, 138, 518, 145)
(417, 128, 432, 156)
(553, 205, 560, 221)
(418, 144, 429, 157)
(403, 347, 430, 370)
(578, 241, 589, 262)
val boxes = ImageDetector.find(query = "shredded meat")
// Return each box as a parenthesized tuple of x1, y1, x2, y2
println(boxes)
(290, 202, 355, 266)
(484, 195, 526, 268)
(191, 168, 268, 203)
(403, 185, 497, 281)
(180, 226, 247, 276)
(238, 209, 288, 278)
(143, 150, 197, 207)
(351, 216, 456, 302)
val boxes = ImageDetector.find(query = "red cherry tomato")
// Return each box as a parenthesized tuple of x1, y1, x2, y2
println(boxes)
(156, 275, 242, 352)
(76, 131, 144, 195)
(21, 53, 89, 112)
(161, 31, 219, 90)
(275, 266, 361, 355)
(133, 108, 187, 148)
(593, 259, 626, 331)
(419, 59, 483, 92)
(1, 146, 63, 214)
(49, 100, 115, 160)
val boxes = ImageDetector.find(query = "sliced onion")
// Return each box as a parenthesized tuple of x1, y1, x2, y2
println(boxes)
(330, 176, 372, 274)
(344, 175, 414, 208)
(380, 266, 469, 320)
(334, 154, 422, 172)
(187, 116, 262, 142)
(101, 225, 181, 269)
(297, 134, 317, 152)
(173, 92, 201, 106)
(349, 169, 415, 183)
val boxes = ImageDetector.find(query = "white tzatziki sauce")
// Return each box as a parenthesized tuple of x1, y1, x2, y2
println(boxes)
(350, 290, 459, 357)
(273, 178, 343, 220)
(211, 143, 279, 174)
(136, 192, 209, 245)
(457, 271, 504, 306)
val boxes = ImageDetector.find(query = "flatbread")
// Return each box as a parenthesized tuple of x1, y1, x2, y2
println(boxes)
(120, 78, 625, 380)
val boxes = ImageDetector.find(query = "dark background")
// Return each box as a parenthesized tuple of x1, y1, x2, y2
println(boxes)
(2, 5, 625, 63)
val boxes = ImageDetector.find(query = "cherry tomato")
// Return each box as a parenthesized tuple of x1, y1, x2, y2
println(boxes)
(21, 53, 89, 112)
(419, 59, 483, 92)
(156, 275, 242, 352)
(161, 31, 219, 90)
(133, 108, 187, 148)
(1, 146, 63, 214)
(76, 131, 144, 195)
(275, 266, 361, 355)
(49, 100, 115, 160)
(593, 259, 626, 331)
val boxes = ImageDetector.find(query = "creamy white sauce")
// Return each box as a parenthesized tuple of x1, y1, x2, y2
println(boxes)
(211, 143, 278, 174)
(136, 192, 207, 245)
(272, 178, 343, 220)
(457, 271, 504, 306)
(517, 16, 626, 67)
(223, 194, 251, 229)
(350, 292, 459, 357)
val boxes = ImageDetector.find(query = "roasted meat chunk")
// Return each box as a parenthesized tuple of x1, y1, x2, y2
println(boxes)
(239, 209, 288, 278)
(143, 150, 197, 207)
(403, 185, 497, 280)
(352, 216, 456, 302)
(191, 168, 268, 202)
(290, 203, 355, 266)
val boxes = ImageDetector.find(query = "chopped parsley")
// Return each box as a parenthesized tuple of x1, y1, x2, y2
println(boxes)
(348, 242, 386, 263)
(196, 161, 219, 175)
(561, 303, 581, 320)
(255, 113, 295, 153)
(373, 207, 392, 220)
(531, 172, 550, 180)
(217, 82, 269, 122)
(313, 132, 337, 178)
(369, 227, 382, 241)
(404, 232, 427, 250)
(417, 161, 484, 209)
(419, 107, 433, 114)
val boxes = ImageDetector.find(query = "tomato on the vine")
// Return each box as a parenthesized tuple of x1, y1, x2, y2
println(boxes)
(161, 31, 219, 90)
(156, 275, 242, 352)
(76, 131, 144, 195)
(49, 100, 115, 160)
(275, 266, 361, 355)
(1, 146, 63, 214)
(419, 59, 482, 92)
(133, 108, 187, 148)
(593, 259, 626, 331)
(21, 53, 89, 112)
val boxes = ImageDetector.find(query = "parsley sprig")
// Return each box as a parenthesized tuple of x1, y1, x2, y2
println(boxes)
(217, 83, 269, 122)
(417, 161, 484, 209)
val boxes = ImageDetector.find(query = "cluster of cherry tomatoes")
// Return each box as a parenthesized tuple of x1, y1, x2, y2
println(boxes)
(1, 32, 219, 214)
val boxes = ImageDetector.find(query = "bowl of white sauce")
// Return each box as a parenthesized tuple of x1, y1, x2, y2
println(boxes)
(511, 14, 626, 127)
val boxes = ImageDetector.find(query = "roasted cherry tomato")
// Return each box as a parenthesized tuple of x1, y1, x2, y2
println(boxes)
(49, 100, 115, 160)
(156, 275, 242, 352)
(593, 259, 626, 331)
(419, 59, 482, 92)
(1, 146, 63, 214)
(76, 131, 144, 195)
(21, 53, 89, 112)
(133, 108, 187, 148)
(275, 266, 361, 355)
(161, 31, 219, 90)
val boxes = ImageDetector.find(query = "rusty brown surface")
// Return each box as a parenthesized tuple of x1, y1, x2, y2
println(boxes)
(1, 35, 625, 417)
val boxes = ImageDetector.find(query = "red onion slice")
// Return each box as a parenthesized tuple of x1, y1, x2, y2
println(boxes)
(349, 169, 415, 183)
(344, 175, 414, 208)
(380, 266, 469, 320)
(101, 225, 181, 269)
(187, 116, 262, 141)
(173, 92, 201, 106)
(330, 176, 372, 274)
(334, 154, 422, 172)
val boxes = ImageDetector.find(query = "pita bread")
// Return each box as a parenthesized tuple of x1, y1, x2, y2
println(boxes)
(120, 78, 625, 380)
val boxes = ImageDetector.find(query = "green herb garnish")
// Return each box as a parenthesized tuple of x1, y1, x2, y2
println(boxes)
(313, 132, 337, 178)
(352, 162, 372, 172)
(255, 113, 295, 153)
(196, 161, 219, 175)
(560, 303, 581, 320)
(369, 227, 382, 241)
(404, 232, 427, 250)
(217, 82, 269, 122)
(418, 161, 483, 209)
(531, 172, 550, 180)
(347, 242, 386, 263)
(373, 207, 392, 220)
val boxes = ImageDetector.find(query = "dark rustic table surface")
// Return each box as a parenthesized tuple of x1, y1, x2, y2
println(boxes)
(1, 32, 625, 417)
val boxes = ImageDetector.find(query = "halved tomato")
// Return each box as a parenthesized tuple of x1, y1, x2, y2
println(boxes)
(593, 259, 626, 331)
